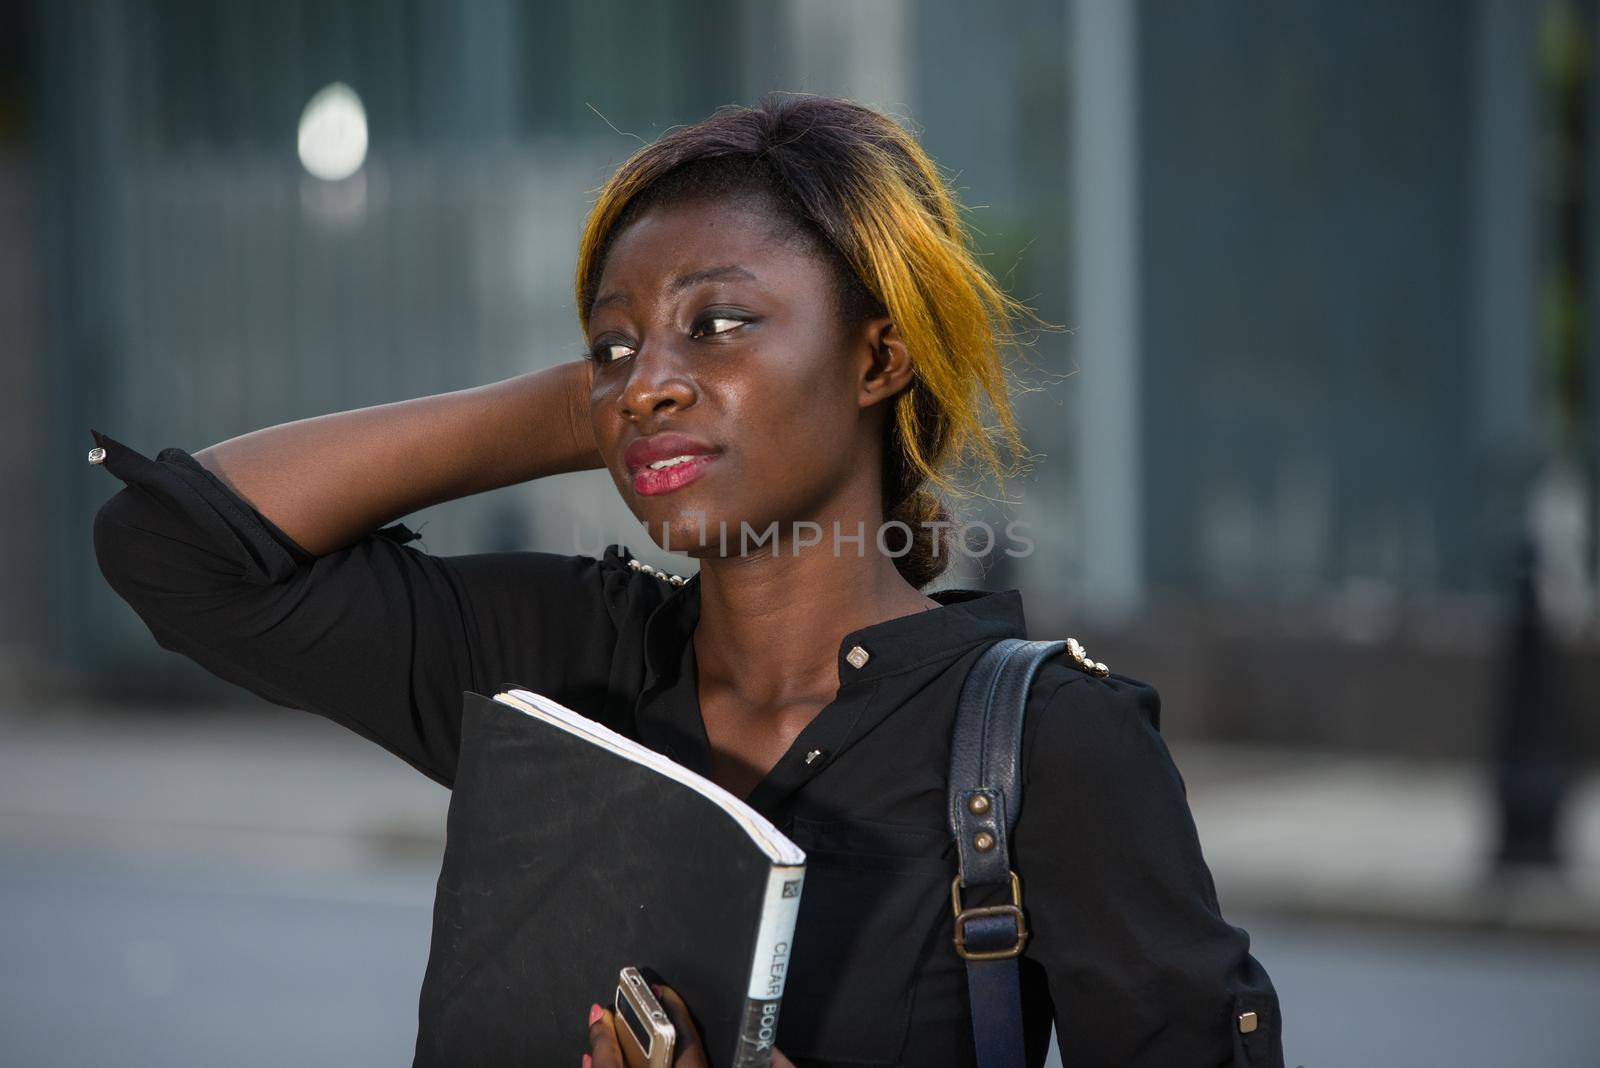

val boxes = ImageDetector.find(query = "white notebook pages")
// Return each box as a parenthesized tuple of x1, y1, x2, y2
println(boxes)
(495, 688, 805, 866)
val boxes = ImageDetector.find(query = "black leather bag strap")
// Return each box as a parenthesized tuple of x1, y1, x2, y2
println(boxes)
(948, 637, 1067, 1068)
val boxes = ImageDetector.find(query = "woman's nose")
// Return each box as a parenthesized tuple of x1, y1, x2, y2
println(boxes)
(617, 340, 697, 421)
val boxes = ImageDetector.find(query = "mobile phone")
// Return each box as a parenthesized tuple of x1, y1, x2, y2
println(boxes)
(613, 966, 676, 1068)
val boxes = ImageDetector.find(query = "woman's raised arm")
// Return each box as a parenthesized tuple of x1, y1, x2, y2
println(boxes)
(87, 360, 649, 787)
(193, 360, 601, 557)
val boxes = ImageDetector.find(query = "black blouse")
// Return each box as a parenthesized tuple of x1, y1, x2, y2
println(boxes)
(88, 429, 1284, 1068)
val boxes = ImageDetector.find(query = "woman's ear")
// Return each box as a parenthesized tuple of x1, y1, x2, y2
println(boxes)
(856, 316, 914, 409)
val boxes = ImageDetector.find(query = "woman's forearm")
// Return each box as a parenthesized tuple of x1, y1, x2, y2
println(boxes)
(192, 360, 601, 556)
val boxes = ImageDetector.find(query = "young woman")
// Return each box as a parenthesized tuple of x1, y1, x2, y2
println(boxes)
(91, 94, 1283, 1067)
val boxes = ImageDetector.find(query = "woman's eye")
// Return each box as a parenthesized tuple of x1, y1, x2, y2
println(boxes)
(588, 340, 635, 365)
(693, 316, 746, 339)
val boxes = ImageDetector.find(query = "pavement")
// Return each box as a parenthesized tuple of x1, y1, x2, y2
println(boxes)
(0, 704, 452, 881)
(1175, 741, 1600, 938)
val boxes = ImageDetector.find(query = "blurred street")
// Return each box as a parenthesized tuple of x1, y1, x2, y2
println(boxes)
(2, 706, 1597, 1067)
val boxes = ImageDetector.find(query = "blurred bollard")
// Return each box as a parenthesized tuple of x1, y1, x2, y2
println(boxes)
(1490, 536, 1572, 872)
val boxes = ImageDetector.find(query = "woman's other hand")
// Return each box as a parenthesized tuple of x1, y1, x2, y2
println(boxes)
(582, 984, 795, 1068)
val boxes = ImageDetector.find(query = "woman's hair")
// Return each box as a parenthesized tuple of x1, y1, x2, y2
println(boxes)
(574, 92, 1043, 589)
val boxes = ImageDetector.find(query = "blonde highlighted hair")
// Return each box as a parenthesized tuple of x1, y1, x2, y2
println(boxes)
(575, 93, 1046, 588)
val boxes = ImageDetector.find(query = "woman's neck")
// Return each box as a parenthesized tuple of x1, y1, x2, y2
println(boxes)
(692, 544, 938, 712)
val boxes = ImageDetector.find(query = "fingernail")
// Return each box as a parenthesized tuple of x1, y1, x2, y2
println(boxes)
(588, 1002, 603, 1025)
(582, 1056, 592, 1068)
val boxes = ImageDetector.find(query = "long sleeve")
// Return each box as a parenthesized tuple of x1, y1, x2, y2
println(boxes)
(1012, 671, 1285, 1067)
(88, 429, 643, 789)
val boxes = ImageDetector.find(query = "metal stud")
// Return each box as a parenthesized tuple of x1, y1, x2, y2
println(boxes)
(845, 645, 870, 669)
(973, 831, 996, 852)
(1065, 637, 1111, 678)
(967, 794, 991, 815)
(1237, 1011, 1258, 1034)
(87, 447, 107, 465)
(626, 556, 688, 586)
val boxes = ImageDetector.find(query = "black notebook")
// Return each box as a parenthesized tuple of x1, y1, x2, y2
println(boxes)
(413, 689, 807, 1068)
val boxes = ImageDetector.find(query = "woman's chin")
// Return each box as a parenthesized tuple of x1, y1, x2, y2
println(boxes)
(632, 509, 778, 559)
(631, 510, 725, 557)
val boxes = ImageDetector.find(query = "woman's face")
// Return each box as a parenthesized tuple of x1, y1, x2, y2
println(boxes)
(585, 195, 905, 558)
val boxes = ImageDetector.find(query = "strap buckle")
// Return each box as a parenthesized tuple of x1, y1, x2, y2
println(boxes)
(950, 870, 1028, 961)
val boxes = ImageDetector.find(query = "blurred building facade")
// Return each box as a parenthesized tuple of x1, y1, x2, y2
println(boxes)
(2, 0, 1595, 759)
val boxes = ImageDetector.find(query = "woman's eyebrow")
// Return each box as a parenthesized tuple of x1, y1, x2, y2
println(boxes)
(668, 264, 758, 292)
(592, 264, 759, 312)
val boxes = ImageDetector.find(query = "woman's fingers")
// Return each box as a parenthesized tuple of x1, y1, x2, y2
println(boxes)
(648, 984, 709, 1067)
(587, 986, 787, 1068)
(586, 1002, 625, 1068)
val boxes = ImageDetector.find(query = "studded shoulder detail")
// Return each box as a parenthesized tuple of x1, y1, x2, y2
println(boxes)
(625, 556, 689, 587)
(1063, 636, 1111, 678)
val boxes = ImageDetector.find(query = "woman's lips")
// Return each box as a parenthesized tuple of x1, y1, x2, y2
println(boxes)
(631, 454, 720, 496)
